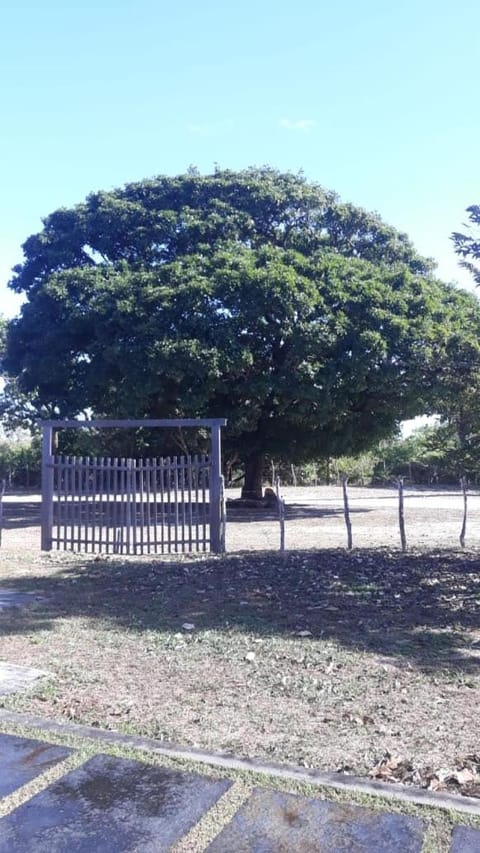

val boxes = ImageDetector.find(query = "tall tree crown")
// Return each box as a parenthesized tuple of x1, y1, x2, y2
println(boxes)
(3, 168, 479, 495)
(10, 167, 432, 297)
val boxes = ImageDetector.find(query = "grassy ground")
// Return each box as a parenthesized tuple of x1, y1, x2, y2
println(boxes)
(1, 545, 479, 800)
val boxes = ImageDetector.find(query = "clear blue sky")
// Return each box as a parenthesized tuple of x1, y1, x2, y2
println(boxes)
(1, 0, 479, 318)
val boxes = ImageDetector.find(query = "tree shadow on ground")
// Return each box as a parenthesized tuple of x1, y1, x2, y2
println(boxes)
(1, 549, 479, 674)
(226, 504, 371, 521)
(0, 498, 370, 530)
(1, 502, 41, 530)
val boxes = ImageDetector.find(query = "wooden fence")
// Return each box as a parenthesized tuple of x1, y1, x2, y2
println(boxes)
(45, 454, 220, 555)
(40, 418, 226, 555)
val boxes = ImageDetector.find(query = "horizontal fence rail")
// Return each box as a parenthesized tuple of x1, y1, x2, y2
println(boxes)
(50, 455, 212, 555)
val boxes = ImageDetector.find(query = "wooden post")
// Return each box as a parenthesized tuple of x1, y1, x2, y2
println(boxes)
(459, 475, 468, 548)
(342, 476, 353, 550)
(219, 474, 227, 553)
(210, 423, 222, 553)
(41, 425, 54, 551)
(0, 479, 5, 548)
(276, 477, 286, 553)
(397, 477, 407, 552)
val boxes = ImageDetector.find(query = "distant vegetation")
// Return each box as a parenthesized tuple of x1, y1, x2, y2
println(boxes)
(0, 421, 478, 491)
(0, 436, 41, 488)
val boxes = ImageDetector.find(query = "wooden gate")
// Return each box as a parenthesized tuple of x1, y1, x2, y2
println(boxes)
(41, 419, 226, 555)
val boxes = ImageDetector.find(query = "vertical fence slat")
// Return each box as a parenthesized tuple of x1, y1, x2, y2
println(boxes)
(193, 454, 200, 551)
(145, 458, 151, 553)
(67, 457, 72, 550)
(130, 459, 137, 555)
(202, 454, 208, 551)
(73, 457, 78, 550)
(99, 457, 105, 553)
(124, 458, 129, 554)
(153, 458, 159, 554)
(160, 457, 166, 554)
(61, 456, 67, 551)
(187, 455, 193, 552)
(92, 457, 97, 552)
(114, 457, 119, 554)
(180, 456, 186, 553)
(154, 459, 165, 554)
(173, 455, 179, 553)
(138, 459, 144, 554)
(112, 457, 119, 554)
(165, 457, 171, 554)
(66, 457, 71, 550)
(102, 457, 106, 551)
(82, 457, 88, 553)
(109, 457, 115, 554)
(69, 457, 75, 551)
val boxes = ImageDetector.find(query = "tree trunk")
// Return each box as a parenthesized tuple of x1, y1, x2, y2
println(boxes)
(241, 454, 265, 500)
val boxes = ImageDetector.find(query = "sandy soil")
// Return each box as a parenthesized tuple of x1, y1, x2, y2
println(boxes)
(2, 484, 478, 554)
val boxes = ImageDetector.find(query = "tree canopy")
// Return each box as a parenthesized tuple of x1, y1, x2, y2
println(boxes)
(4, 167, 480, 496)
(452, 205, 480, 286)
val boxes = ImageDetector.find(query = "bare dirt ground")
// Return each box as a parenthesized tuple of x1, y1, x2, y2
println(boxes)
(225, 485, 480, 552)
(2, 483, 479, 553)
(0, 485, 479, 798)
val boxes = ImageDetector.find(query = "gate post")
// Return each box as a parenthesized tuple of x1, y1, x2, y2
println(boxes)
(41, 425, 54, 551)
(209, 423, 224, 553)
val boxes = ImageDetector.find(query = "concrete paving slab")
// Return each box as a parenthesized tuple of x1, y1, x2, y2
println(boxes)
(0, 752, 231, 852)
(0, 733, 72, 798)
(3, 708, 480, 818)
(451, 824, 480, 852)
(207, 787, 427, 852)
(0, 662, 50, 696)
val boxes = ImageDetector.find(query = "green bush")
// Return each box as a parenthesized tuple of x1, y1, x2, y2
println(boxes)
(0, 438, 41, 488)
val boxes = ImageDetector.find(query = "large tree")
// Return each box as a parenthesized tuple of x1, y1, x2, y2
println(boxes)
(4, 167, 480, 497)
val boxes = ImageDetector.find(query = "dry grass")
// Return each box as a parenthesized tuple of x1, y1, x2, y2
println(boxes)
(1, 540, 479, 798)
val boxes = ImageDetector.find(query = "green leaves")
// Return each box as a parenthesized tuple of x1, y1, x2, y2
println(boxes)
(452, 205, 480, 287)
(4, 168, 480, 471)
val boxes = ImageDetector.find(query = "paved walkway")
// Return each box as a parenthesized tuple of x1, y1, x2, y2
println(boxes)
(0, 724, 479, 851)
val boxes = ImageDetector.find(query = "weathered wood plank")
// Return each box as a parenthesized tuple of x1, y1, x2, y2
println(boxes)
(40, 418, 227, 428)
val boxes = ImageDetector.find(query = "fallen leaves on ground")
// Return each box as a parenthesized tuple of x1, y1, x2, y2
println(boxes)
(369, 751, 480, 798)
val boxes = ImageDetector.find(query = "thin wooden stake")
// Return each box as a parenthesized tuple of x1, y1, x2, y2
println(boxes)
(275, 477, 286, 554)
(220, 474, 227, 553)
(0, 479, 5, 548)
(397, 477, 407, 552)
(342, 476, 353, 550)
(459, 475, 468, 548)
